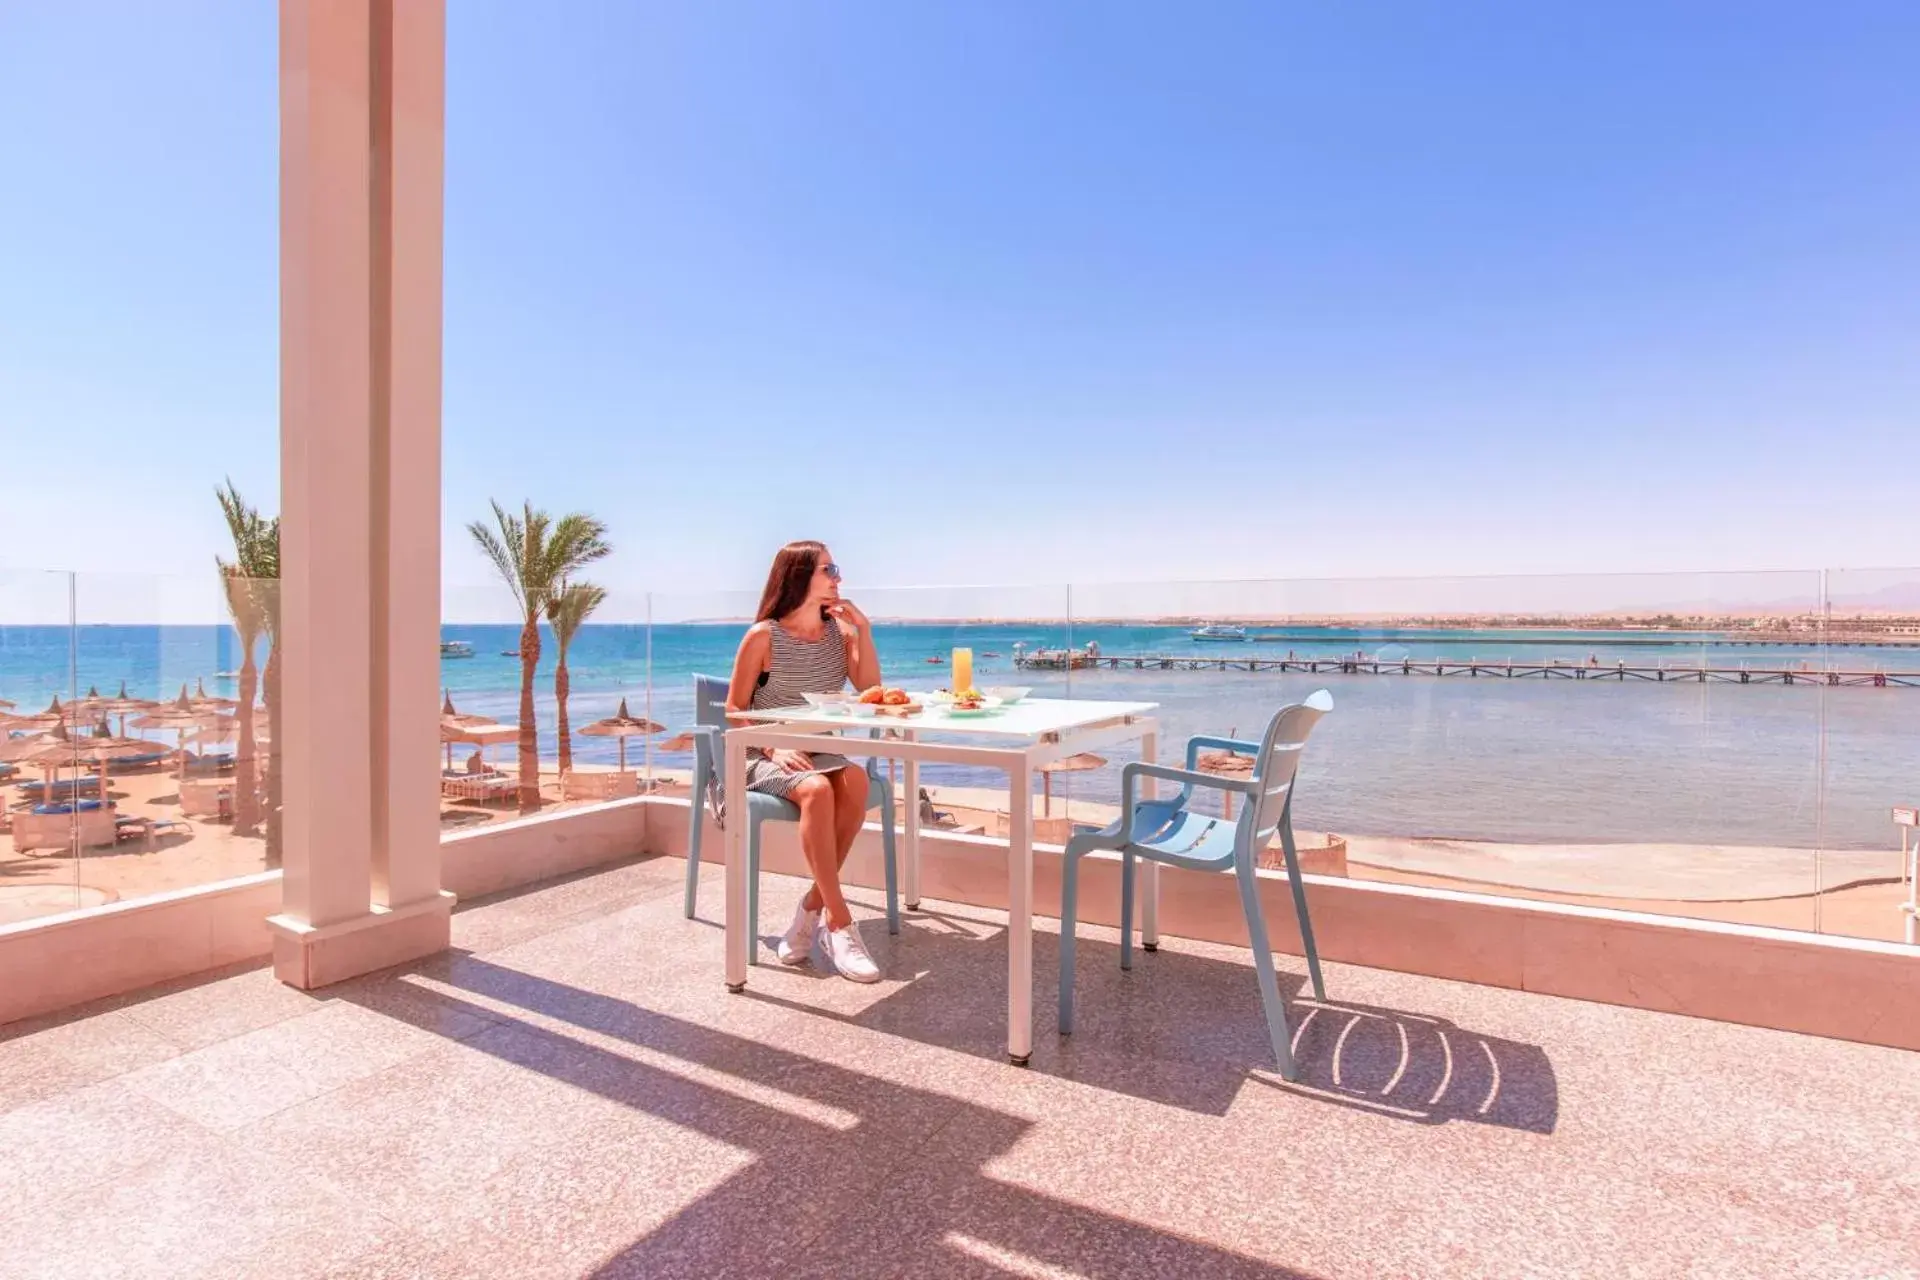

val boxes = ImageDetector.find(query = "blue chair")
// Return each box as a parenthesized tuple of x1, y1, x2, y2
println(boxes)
(684, 674, 899, 958)
(1058, 690, 1333, 1080)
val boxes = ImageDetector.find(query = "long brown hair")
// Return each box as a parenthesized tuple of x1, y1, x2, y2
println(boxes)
(755, 540, 826, 623)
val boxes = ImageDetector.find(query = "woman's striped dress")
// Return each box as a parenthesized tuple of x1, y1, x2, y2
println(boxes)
(744, 617, 853, 799)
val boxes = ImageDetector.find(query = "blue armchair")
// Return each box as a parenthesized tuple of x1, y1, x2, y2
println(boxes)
(684, 674, 900, 958)
(1058, 691, 1333, 1080)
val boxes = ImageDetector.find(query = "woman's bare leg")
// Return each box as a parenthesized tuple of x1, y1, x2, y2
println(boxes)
(829, 766, 869, 863)
(791, 775, 851, 928)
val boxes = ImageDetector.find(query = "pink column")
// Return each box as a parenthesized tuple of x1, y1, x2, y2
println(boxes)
(269, 0, 452, 989)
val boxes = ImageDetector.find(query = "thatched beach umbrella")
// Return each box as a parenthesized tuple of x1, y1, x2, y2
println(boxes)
(0, 730, 58, 766)
(135, 693, 233, 780)
(181, 722, 262, 752)
(6, 696, 71, 732)
(578, 699, 665, 773)
(187, 679, 238, 715)
(6, 727, 86, 806)
(15, 725, 157, 803)
(440, 691, 497, 727)
(78, 723, 171, 801)
(94, 682, 158, 737)
(658, 731, 697, 754)
(438, 691, 501, 767)
(1037, 752, 1106, 818)
(441, 716, 517, 770)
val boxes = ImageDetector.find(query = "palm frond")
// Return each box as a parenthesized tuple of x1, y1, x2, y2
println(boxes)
(216, 479, 278, 580)
(547, 580, 608, 655)
(469, 500, 531, 615)
(544, 514, 612, 582)
(216, 481, 279, 642)
(473, 501, 613, 620)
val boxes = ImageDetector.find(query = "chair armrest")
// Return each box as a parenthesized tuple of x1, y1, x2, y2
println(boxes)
(1183, 735, 1261, 771)
(1119, 761, 1251, 813)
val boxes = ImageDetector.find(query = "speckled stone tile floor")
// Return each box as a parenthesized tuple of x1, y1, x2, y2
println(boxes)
(4, 852, 1918, 1279)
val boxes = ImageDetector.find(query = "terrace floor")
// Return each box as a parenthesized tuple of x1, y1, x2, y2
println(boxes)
(4, 854, 1918, 1278)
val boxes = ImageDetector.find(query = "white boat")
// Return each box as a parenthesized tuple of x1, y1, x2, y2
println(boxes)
(440, 640, 475, 659)
(1191, 625, 1249, 642)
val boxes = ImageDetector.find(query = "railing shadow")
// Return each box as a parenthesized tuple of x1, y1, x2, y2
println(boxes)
(336, 951, 1322, 1280)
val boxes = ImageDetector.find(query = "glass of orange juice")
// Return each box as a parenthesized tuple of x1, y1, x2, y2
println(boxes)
(952, 647, 974, 694)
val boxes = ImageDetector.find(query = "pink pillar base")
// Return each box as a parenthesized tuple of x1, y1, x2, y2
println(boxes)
(267, 891, 454, 990)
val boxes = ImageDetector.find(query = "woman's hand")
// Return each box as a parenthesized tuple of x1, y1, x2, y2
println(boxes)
(826, 598, 869, 633)
(771, 749, 815, 775)
(830, 597, 882, 692)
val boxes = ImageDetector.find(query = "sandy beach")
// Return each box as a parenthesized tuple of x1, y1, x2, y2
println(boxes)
(908, 780, 1916, 944)
(0, 760, 679, 927)
(5, 765, 1910, 945)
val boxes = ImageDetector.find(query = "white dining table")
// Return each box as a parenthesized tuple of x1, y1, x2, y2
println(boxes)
(724, 696, 1162, 1064)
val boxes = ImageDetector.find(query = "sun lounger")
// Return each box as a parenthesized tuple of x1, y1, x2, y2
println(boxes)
(441, 771, 517, 803)
(116, 815, 191, 847)
(15, 777, 102, 802)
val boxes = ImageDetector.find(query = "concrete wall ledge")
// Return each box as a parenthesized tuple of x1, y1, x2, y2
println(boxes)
(6, 795, 1916, 1055)
(1, 872, 283, 1027)
(1, 797, 652, 1027)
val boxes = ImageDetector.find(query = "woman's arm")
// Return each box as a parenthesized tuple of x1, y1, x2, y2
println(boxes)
(725, 624, 772, 725)
(833, 601, 882, 691)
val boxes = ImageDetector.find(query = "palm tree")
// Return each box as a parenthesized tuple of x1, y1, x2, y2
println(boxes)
(547, 580, 608, 778)
(216, 481, 278, 846)
(468, 502, 610, 813)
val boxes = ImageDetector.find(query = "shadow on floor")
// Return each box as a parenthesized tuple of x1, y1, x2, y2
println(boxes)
(338, 951, 1326, 1280)
(737, 902, 1558, 1132)
(1265, 998, 1557, 1132)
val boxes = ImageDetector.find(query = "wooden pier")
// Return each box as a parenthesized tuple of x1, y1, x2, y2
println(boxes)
(1013, 653, 1920, 688)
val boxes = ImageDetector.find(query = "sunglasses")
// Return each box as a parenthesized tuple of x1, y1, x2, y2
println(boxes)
(821, 562, 843, 583)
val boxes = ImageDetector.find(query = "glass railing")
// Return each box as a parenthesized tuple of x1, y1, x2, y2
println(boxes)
(1, 570, 82, 925)
(1816, 566, 1920, 940)
(9, 564, 1916, 951)
(428, 565, 1920, 945)
(1, 570, 278, 928)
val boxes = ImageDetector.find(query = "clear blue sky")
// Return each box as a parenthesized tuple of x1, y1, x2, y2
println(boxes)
(2, 2, 1916, 618)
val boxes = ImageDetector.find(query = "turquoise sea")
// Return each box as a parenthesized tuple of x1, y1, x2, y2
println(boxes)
(2, 622, 1914, 850)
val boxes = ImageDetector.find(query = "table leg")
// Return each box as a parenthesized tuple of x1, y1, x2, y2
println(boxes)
(1007, 761, 1034, 1065)
(724, 732, 750, 992)
(902, 743, 921, 910)
(1140, 728, 1160, 952)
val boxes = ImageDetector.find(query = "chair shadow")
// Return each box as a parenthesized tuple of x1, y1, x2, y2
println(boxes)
(1260, 998, 1558, 1132)
(739, 902, 1557, 1131)
(334, 952, 1324, 1280)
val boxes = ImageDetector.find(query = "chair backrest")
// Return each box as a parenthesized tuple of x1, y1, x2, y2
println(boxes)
(1240, 690, 1333, 855)
(693, 674, 730, 730)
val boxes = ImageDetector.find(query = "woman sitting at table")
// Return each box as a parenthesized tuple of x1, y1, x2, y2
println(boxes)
(726, 540, 883, 982)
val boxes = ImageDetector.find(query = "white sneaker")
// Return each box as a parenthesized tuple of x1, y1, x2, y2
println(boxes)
(823, 919, 881, 983)
(776, 901, 820, 966)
